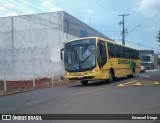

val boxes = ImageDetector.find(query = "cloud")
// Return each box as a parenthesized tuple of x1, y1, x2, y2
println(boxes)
(3, 3, 15, 8)
(7, 12, 18, 17)
(86, 9, 94, 14)
(0, 1, 18, 17)
(0, 0, 62, 17)
(144, 26, 159, 32)
(134, 0, 160, 18)
(41, 0, 62, 12)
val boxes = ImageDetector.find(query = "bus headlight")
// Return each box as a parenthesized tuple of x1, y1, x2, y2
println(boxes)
(92, 70, 96, 73)
(90, 70, 96, 73)
(66, 72, 70, 75)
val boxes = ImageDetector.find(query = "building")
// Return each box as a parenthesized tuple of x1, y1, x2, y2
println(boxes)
(0, 11, 110, 80)
(139, 50, 158, 70)
(154, 54, 159, 69)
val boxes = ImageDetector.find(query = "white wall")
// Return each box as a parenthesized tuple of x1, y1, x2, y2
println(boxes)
(0, 11, 104, 81)
(0, 12, 67, 80)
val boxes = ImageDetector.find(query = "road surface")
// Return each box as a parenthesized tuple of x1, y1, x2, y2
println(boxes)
(0, 70, 160, 123)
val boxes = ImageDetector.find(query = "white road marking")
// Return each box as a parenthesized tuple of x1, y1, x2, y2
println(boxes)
(139, 74, 150, 77)
(117, 80, 160, 87)
(60, 88, 106, 98)
(123, 80, 137, 85)
(71, 88, 106, 96)
(27, 100, 40, 105)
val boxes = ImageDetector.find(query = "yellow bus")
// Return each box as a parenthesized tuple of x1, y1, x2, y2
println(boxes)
(61, 37, 141, 85)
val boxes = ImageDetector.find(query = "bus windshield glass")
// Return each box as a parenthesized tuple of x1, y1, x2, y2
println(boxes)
(64, 38, 96, 72)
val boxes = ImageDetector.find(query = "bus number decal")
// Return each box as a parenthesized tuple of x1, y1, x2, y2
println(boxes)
(118, 60, 129, 64)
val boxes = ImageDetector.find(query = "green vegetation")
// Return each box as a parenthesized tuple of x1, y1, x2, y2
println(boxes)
(157, 31, 160, 66)
(156, 30, 160, 42)
(158, 58, 160, 65)
(129, 60, 136, 69)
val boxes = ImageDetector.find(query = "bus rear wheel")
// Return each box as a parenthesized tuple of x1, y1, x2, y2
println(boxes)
(81, 80, 88, 85)
(128, 68, 135, 78)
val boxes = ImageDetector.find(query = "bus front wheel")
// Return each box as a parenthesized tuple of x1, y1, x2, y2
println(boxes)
(108, 70, 114, 83)
(81, 80, 88, 85)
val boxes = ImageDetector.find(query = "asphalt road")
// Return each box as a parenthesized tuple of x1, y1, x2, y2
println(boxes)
(0, 70, 160, 123)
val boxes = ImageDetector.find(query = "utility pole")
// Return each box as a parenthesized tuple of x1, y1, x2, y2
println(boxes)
(118, 14, 129, 45)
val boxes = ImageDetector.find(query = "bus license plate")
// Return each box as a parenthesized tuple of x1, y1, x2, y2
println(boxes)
(77, 76, 83, 78)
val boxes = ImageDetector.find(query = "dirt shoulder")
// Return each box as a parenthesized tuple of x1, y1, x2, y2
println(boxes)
(0, 78, 68, 96)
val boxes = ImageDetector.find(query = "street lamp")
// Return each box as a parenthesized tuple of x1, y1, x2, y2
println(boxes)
(125, 25, 141, 37)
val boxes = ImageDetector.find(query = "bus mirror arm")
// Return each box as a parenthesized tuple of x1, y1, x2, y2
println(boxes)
(60, 48, 64, 60)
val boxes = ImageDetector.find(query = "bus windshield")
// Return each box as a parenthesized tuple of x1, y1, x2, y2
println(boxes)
(64, 38, 96, 72)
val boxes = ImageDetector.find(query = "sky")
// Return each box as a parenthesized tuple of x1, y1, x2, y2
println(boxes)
(0, 0, 160, 53)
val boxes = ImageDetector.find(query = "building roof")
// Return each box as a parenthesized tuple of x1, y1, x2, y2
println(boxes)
(0, 11, 111, 41)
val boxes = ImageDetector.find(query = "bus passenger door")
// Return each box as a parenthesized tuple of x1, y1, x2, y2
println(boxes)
(97, 41, 108, 79)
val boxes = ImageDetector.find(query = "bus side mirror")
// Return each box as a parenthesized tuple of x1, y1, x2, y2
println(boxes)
(60, 48, 64, 60)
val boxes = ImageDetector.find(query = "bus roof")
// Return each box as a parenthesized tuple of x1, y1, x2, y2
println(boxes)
(66, 37, 139, 51)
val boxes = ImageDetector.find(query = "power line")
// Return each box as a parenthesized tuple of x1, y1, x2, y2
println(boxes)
(126, 41, 159, 50)
(44, 0, 119, 36)
(100, 30, 121, 33)
(125, 25, 141, 37)
(0, 2, 60, 28)
(1, 0, 115, 39)
(115, 39, 160, 50)
(1, 2, 158, 51)
(0, 5, 103, 38)
(0, 7, 13, 16)
(0, 6, 60, 29)
(13, 0, 61, 27)
(44, 0, 72, 13)
(92, 0, 117, 15)
(15, 0, 51, 14)
(14, 0, 105, 35)
(126, 40, 159, 50)
(101, 0, 122, 13)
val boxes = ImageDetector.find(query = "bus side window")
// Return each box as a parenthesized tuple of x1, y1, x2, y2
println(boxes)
(124, 48, 127, 58)
(108, 43, 115, 57)
(115, 45, 120, 58)
(120, 46, 124, 58)
(130, 49, 134, 59)
(137, 51, 140, 59)
(97, 41, 107, 68)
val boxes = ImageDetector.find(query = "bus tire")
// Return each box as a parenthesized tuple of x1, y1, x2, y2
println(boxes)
(81, 80, 88, 85)
(108, 70, 114, 83)
(128, 68, 135, 78)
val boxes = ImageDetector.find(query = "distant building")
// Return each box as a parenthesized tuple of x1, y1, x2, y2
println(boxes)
(154, 54, 158, 69)
(139, 50, 158, 69)
(0, 11, 110, 80)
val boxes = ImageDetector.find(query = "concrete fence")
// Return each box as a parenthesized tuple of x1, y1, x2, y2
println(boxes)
(0, 48, 65, 92)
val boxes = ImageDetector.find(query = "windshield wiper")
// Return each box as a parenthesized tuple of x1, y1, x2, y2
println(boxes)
(80, 49, 95, 63)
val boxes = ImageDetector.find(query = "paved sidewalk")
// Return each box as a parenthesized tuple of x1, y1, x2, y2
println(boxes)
(146, 69, 159, 72)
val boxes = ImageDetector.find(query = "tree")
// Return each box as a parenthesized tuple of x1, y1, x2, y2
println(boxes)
(156, 30, 160, 42)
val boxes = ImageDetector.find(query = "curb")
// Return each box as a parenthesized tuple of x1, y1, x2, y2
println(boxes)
(146, 69, 159, 72)
(0, 82, 68, 97)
